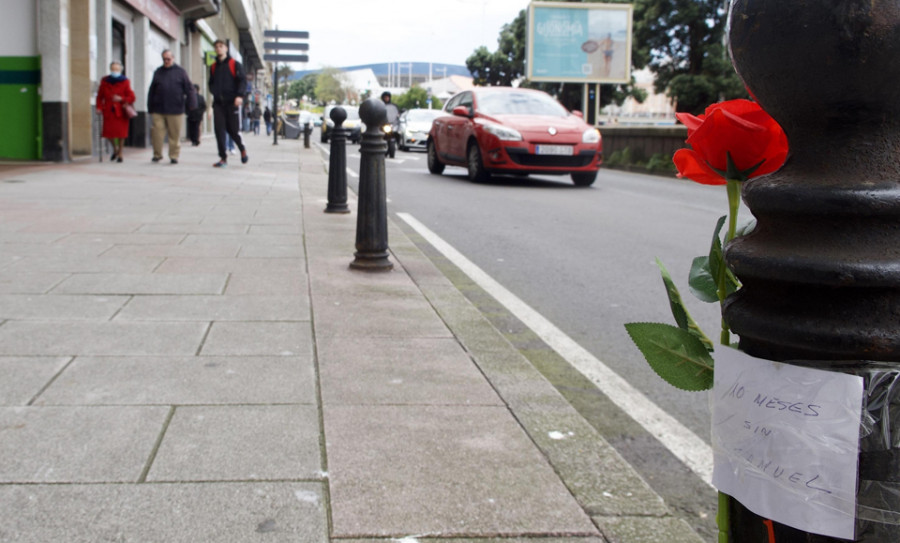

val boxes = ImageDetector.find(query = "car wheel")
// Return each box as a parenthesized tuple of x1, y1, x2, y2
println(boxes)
(571, 171, 597, 187)
(467, 142, 490, 183)
(427, 139, 445, 174)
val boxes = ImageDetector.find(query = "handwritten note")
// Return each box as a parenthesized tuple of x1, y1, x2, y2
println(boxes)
(712, 348, 863, 540)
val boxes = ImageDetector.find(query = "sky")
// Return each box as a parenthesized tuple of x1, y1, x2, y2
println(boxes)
(270, 0, 530, 69)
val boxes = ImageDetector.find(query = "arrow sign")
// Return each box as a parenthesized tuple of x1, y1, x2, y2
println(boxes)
(263, 54, 309, 63)
(264, 42, 309, 51)
(264, 30, 309, 39)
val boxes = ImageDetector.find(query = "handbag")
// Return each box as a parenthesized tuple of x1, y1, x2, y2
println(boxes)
(122, 103, 137, 119)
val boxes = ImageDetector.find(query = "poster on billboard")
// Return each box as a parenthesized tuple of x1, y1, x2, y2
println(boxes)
(527, 2, 633, 84)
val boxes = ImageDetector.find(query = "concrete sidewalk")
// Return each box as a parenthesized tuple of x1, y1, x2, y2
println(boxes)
(0, 134, 703, 542)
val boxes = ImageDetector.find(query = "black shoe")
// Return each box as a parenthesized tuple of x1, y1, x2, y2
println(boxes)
(240, 150, 249, 164)
(213, 160, 227, 168)
(117, 156, 123, 163)
(111, 151, 117, 161)
(170, 159, 178, 164)
(152, 157, 162, 163)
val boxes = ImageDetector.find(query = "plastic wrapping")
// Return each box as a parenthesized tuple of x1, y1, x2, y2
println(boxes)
(714, 359, 900, 540)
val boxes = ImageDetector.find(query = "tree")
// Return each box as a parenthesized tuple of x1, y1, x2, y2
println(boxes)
(314, 67, 347, 105)
(632, 0, 747, 113)
(287, 73, 317, 103)
(394, 86, 443, 111)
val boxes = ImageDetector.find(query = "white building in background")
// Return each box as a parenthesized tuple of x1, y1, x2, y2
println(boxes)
(602, 68, 676, 125)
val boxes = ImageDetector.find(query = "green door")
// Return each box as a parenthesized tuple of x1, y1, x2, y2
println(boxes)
(0, 56, 42, 160)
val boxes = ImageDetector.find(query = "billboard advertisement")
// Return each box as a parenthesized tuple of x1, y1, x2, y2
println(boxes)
(527, 2, 633, 84)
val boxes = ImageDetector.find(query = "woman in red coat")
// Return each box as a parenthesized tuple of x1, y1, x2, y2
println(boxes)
(96, 61, 136, 162)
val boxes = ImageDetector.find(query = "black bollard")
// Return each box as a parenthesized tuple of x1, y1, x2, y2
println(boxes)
(350, 98, 393, 272)
(724, 2, 900, 542)
(303, 122, 310, 149)
(325, 107, 350, 214)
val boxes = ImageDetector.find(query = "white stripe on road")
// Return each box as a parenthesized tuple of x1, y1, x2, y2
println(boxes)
(397, 212, 715, 488)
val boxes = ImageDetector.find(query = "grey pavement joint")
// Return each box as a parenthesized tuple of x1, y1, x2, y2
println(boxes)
(0, 135, 703, 542)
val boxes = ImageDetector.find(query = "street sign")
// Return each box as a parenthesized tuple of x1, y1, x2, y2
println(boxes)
(264, 42, 309, 51)
(264, 30, 309, 39)
(263, 54, 309, 63)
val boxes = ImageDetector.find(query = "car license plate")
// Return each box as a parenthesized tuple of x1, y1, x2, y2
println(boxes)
(536, 145, 573, 156)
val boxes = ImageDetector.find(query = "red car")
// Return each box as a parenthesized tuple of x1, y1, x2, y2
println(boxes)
(427, 87, 602, 186)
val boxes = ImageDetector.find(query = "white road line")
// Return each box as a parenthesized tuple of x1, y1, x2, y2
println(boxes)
(397, 212, 715, 488)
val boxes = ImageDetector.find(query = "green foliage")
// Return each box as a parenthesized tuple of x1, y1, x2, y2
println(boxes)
(625, 323, 714, 391)
(395, 86, 442, 111)
(287, 73, 317, 103)
(656, 258, 714, 351)
(632, 0, 747, 114)
(645, 153, 677, 174)
(314, 67, 347, 105)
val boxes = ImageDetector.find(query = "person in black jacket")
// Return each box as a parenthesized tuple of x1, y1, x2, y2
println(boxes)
(148, 50, 196, 164)
(186, 84, 207, 146)
(208, 39, 248, 167)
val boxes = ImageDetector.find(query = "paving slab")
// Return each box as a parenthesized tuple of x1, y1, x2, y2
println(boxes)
(317, 337, 503, 406)
(593, 516, 705, 543)
(114, 294, 310, 321)
(0, 356, 71, 405)
(147, 405, 322, 482)
(0, 406, 168, 482)
(200, 321, 313, 356)
(325, 404, 599, 538)
(0, 321, 208, 356)
(51, 272, 228, 295)
(0, 294, 129, 320)
(34, 355, 315, 406)
(225, 268, 309, 295)
(0, 482, 328, 542)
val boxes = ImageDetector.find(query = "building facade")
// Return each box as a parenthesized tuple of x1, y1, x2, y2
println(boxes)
(0, 0, 272, 162)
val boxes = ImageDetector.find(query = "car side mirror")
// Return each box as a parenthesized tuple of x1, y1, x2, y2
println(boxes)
(452, 106, 472, 118)
(571, 110, 584, 119)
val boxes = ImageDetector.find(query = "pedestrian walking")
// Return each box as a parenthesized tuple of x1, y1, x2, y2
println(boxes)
(251, 104, 262, 135)
(263, 106, 273, 136)
(147, 50, 196, 164)
(209, 39, 248, 167)
(186, 84, 207, 146)
(95, 61, 135, 163)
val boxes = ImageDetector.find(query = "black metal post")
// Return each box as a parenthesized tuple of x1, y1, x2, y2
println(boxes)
(724, 2, 900, 541)
(350, 98, 392, 272)
(303, 122, 310, 149)
(272, 64, 278, 146)
(325, 107, 349, 214)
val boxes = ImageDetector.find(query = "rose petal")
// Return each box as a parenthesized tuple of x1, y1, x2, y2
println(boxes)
(676, 112, 705, 136)
(687, 107, 771, 172)
(673, 149, 727, 185)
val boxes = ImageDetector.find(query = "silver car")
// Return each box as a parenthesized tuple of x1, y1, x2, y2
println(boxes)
(398, 109, 445, 151)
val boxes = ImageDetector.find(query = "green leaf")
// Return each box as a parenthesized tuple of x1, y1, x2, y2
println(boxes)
(656, 258, 714, 351)
(688, 256, 718, 303)
(625, 322, 715, 391)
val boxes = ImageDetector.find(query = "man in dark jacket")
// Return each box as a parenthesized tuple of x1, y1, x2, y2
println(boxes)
(208, 39, 248, 167)
(148, 50, 196, 164)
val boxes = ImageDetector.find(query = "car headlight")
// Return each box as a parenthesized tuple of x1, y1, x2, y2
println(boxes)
(582, 128, 601, 144)
(483, 123, 522, 141)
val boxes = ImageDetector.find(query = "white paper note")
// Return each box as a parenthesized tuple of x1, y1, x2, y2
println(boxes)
(712, 348, 864, 540)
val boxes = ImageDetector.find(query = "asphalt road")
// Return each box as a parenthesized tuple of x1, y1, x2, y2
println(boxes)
(335, 143, 745, 540)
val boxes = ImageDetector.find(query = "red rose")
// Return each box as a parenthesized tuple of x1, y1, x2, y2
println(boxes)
(673, 99, 788, 185)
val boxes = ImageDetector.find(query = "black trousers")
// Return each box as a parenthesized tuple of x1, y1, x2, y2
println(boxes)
(187, 118, 201, 145)
(213, 102, 245, 160)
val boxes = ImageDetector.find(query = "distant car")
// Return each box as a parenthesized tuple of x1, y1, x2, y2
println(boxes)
(398, 109, 445, 151)
(321, 105, 362, 144)
(427, 87, 602, 186)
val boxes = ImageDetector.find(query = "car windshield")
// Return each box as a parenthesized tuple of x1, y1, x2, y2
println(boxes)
(476, 91, 569, 117)
(407, 110, 444, 122)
